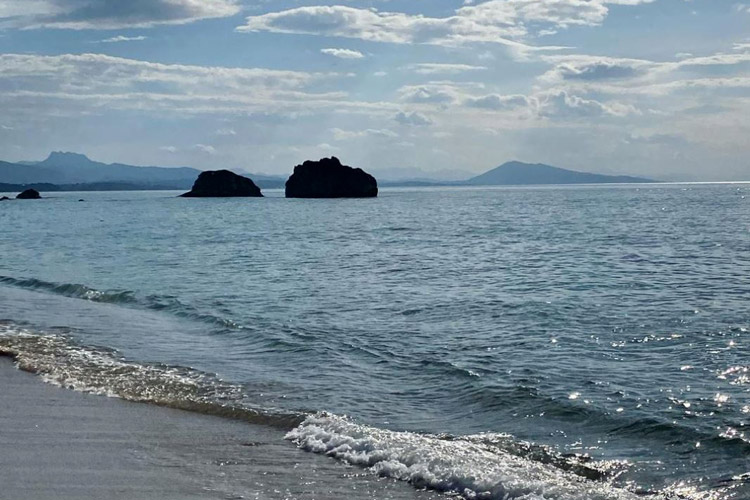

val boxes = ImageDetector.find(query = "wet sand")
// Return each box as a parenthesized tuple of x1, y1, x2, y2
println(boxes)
(0, 357, 436, 500)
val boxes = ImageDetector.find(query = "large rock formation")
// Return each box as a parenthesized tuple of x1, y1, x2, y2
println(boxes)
(180, 170, 263, 198)
(285, 157, 378, 198)
(16, 189, 41, 199)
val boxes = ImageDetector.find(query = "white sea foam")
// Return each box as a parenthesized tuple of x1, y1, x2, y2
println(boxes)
(287, 413, 675, 500)
(0, 324, 240, 404)
(0, 324, 726, 500)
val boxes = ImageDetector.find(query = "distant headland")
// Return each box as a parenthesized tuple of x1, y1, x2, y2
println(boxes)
(465, 161, 653, 186)
(0, 152, 655, 196)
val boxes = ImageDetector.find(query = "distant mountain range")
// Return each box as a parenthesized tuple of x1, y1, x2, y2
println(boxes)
(0, 152, 287, 190)
(0, 153, 654, 192)
(0, 152, 200, 188)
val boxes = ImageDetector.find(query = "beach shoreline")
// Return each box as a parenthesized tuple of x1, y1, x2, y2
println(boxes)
(0, 356, 435, 500)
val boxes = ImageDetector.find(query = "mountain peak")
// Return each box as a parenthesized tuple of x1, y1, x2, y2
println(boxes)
(467, 160, 653, 185)
(41, 151, 93, 167)
(497, 161, 550, 169)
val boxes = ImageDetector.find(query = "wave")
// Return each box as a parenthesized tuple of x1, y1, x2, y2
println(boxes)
(0, 323, 733, 500)
(0, 275, 138, 304)
(0, 275, 240, 329)
(0, 324, 301, 429)
(286, 414, 723, 500)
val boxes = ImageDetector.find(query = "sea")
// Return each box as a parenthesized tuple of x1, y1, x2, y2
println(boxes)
(1, 184, 749, 500)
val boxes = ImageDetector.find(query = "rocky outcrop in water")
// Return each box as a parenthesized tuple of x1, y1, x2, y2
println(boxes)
(16, 189, 41, 199)
(180, 170, 263, 198)
(0, 196, 9, 201)
(285, 157, 378, 198)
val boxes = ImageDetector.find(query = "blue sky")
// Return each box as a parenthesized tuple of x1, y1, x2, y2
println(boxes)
(0, 0, 748, 180)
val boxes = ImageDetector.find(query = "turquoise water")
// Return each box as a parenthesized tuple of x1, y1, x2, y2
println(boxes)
(1, 185, 749, 499)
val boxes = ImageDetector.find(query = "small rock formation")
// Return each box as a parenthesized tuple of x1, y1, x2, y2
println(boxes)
(180, 170, 263, 198)
(0, 196, 9, 201)
(16, 189, 41, 200)
(285, 157, 378, 198)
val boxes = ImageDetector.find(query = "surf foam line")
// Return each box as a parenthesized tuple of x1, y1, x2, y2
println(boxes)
(0, 325, 731, 500)
(0, 325, 302, 430)
(286, 414, 725, 500)
(0, 275, 241, 329)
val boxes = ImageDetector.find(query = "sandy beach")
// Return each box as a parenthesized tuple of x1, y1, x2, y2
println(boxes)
(0, 356, 436, 500)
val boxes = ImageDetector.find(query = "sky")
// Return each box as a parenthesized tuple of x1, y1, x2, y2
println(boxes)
(0, 0, 748, 181)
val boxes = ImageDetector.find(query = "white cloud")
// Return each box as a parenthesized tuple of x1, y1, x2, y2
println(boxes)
(237, 1, 654, 48)
(538, 90, 638, 118)
(0, 0, 61, 19)
(539, 55, 656, 83)
(3, 0, 240, 29)
(321, 48, 365, 59)
(192, 144, 215, 154)
(400, 85, 458, 104)
(237, 5, 527, 47)
(408, 63, 487, 75)
(0, 53, 393, 119)
(99, 35, 147, 43)
(394, 111, 433, 126)
(465, 93, 532, 110)
(331, 128, 398, 140)
(316, 143, 339, 151)
(536, 51, 750, 99)
(0, 52, 339, 97)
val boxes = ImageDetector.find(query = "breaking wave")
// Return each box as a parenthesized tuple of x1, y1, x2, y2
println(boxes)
(0, 275, 240, 329)
(0, 322, 737, 500)
(0, 323, 300, 429)
(285, 414, 732, 500)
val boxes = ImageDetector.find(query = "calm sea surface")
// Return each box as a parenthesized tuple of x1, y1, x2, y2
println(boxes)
(1, 184, 749, 499)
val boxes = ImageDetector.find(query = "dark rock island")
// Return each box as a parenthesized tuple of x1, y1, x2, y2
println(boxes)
(286, 157, 378, 198)
(16, 189, 41, 199)
(181, 170, 263, 198)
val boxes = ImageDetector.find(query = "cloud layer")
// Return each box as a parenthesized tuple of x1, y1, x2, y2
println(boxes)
(1, 0, 239, 29)
(237, 0, 655, 47)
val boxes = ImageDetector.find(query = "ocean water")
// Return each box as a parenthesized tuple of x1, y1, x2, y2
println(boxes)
(1, 184, 749, 499)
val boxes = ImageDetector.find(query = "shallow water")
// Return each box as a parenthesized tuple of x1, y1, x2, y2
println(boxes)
(1, 185, 749, 499)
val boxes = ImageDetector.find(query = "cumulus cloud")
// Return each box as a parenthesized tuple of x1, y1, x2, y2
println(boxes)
(397, 82, 489, 105)
(536, 51, 750, 98)
(237, 1, 654, 47)
(2, 0, 240, 29)
(543, 52, 750, 81)
(539, 55, 656, 83)
(537, 90, 638, 118)
(321, 48, 365, 59)
(237, 4, 527, 48)
(394, 111, 433, 126)
(400, 85, 458, 104)
(465, 93, 533, 110)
